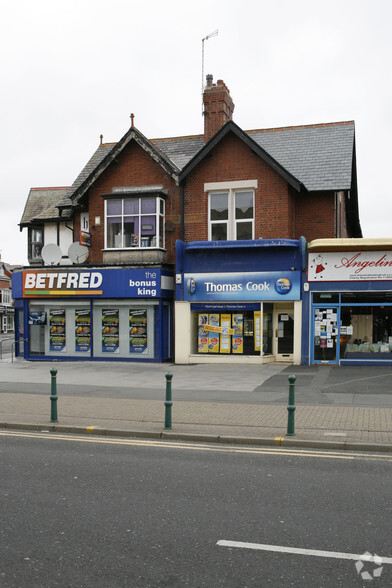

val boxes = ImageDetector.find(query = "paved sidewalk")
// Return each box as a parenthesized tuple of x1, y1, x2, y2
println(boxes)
(1, 359, 392, 451)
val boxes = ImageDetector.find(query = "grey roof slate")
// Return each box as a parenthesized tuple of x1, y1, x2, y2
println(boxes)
(151, 135, 205, 170)
(248, 122, 354, 192)
(20, 188, 70, 226)
(31, 120, 355, 220)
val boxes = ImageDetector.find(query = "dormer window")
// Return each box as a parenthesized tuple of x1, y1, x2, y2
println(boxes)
(105, 196, 165, 250)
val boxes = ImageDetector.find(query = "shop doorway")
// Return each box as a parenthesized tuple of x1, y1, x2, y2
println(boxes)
(275, 306, 294, 361)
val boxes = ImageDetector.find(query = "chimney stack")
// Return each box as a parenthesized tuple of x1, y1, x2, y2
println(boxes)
(203, 75, 235, 143)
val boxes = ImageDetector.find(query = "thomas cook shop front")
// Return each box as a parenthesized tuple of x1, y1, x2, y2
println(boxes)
(304, 239, 392, 365)
(12, 267, 173, 362)
(175, 239, 305, 364)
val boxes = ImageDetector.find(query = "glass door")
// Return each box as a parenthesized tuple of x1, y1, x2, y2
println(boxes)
(312, 306, 339, 363)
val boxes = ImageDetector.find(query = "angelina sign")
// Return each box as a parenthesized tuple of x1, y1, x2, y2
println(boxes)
(308, 251, 392, 282)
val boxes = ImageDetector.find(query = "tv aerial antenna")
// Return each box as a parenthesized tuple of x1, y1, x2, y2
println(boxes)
(201, 29, 218, 112)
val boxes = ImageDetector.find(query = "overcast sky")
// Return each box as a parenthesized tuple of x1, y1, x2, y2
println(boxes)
(1, 0, 391, 265)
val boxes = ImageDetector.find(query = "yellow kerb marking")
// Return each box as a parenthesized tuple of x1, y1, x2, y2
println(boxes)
(274, 437, 285, 446)
(86, 426, 97, 433)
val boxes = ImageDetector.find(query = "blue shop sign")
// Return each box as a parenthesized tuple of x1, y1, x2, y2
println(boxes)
(183, 271, 300, 302)
(13, 268, 174, 299)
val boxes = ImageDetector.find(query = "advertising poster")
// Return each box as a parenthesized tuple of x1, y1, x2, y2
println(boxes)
(129, 309, 147, 353)
(102, 309, 119, 353)
(75, 309, 91, 352)
(208, 313, 220, 353)
(254, 310, 261, 352)
(232, 313, 243, 354)
(220, 313, 231, 354)
(50, 309, 66, 352)
(198, 313, 209, 353)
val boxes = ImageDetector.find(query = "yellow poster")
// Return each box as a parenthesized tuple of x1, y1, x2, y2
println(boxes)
(208, 313, 220, 353)
(232, 313, 243, 354)
(220, 313, 231, 354)
(254, 311, 261, 352)
(197, 313, 209, 353)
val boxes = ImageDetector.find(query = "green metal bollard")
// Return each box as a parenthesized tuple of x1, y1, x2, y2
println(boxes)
(164, 372, 173, 430)
(50, 368, 58, 423)
(286, 374, 296, 436)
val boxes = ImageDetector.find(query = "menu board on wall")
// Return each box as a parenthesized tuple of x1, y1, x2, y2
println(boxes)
(102, 309, 119, 353)
(50, 309, 66, 352)
(75, 309, 91, 352)
(129, 309, 147, 353)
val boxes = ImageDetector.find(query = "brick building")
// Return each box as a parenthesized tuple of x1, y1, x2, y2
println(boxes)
(14, 75, 361, 363)
(0, 257, 14, 334)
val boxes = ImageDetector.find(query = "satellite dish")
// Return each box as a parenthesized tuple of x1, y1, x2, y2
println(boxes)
(41, 243, 62, 266)
(68, 242, 89, 264)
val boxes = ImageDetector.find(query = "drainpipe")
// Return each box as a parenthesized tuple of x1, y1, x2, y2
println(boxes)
(180, 182, 185, 241)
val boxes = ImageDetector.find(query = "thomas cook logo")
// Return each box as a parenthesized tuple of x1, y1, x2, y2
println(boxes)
(275, 277, 291, 295)
(187, 278, 196, 296)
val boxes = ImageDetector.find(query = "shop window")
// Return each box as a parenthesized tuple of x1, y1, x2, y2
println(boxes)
(28, 227, 43, 261)
(209, 190, 254, 241)
(195, 310, 261, 355)
(105, 197, 164, 249)
(341, 305, 392, 356)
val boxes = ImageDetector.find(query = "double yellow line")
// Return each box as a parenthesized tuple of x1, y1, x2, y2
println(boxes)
(1, 430, 391, 462)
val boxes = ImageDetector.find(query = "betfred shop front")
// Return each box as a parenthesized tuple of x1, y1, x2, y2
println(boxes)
(304, 239, 392, 365)
(11, 267, 173, 362)
(175, 239, 306, 365)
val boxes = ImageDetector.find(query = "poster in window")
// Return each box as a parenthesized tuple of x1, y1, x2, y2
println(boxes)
(208, 314, 220, 353)
(197, 313, 209, 353)
(232, 313, 243, 354)
(50, 309, 66, 352)
(75, 309, 91, 352)
(129, 309, 147, 353)
(102, 309, 119, 353)
(220, 313, 231, 354)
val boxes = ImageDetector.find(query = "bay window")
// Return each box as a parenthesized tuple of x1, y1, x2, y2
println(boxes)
(105, 196, 164, 249)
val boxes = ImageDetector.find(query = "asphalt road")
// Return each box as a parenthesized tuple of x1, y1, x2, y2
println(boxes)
(1, 432, 391, 587)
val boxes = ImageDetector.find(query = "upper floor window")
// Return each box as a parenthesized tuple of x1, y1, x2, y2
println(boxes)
(208, 189, 254, 241)
(105, 197, 165, 249)
(1, 289, 11, 305)
(29, 227, 44, 261)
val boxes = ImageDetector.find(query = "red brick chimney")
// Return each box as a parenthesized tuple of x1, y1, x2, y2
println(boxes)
(203, 75, 235, 143)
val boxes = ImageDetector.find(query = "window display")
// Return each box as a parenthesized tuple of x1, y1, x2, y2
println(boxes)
(196, 310, 259, 355)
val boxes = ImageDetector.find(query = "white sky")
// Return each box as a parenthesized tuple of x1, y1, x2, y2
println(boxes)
(1, 0, 391, 265)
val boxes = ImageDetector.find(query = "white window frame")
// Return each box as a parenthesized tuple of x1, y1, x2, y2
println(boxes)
(206, 180, 257, 241)
(105, 196, 165, 250)
(1, 289, 11, 305)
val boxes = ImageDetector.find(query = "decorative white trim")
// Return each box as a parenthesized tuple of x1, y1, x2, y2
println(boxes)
(204, 179, 258, 192)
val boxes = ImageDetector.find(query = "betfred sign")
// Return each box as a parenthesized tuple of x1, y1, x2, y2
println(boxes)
(308, 251, 392, 281)
(17, 268, 173, 299)
(24, 271, 103, 291)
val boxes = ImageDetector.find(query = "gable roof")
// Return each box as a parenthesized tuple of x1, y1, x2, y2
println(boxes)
(57, 126, 180, 212)
(19, 187, 71, 228)
(44, 118, 356, 219)
(178, 121, 302, 190)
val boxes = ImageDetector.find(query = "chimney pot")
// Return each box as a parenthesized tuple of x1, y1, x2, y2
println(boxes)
(206, 74, 213, 87)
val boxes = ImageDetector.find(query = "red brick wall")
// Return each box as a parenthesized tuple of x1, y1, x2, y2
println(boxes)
(74, 141, 182, 265)
(294, 191, 336, 240)
(183, 133, 294, 241)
